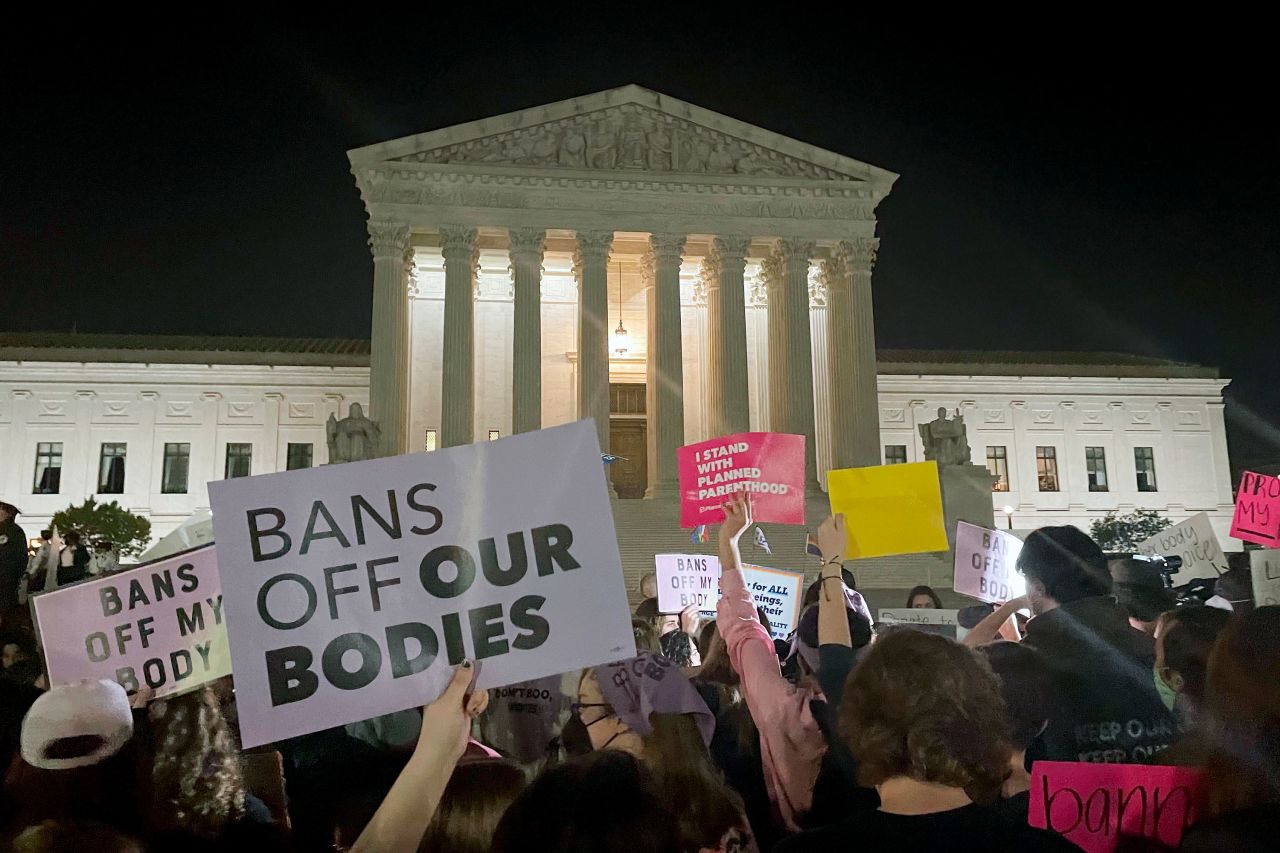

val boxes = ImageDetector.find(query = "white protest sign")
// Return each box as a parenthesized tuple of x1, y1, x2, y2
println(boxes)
(1136, 513, 1228, 580)
(953, 521, 1026, 604)
(208, 420, 636, 748)
(878, 608, 967, 641)
(1251, 550, 1280, 607)
(653, 554, 802, 640)
(32, 544, 230, 698)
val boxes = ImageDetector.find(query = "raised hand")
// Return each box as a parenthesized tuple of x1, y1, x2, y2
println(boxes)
(718, 491, 754, 545)
(816, 513, 847, 566)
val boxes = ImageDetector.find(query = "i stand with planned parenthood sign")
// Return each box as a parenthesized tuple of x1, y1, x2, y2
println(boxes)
(677, 432, 805, 527)
(208, 420, 636, 748)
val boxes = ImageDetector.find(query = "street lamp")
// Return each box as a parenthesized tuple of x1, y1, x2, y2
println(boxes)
(1002, 505, 1015, 531)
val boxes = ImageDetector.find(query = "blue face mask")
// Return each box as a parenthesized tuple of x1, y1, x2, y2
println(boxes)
(1154, 663, 1178, 712)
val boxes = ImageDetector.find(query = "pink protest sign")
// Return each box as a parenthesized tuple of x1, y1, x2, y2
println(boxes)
(1230, 470, 1280, 547)
(1029, 761, 1202, 853)
(31, 544, 229, 699)
(677, 432, 805, 527)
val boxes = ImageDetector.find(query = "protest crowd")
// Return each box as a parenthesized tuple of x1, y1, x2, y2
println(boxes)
(0, 441, 1278, 853)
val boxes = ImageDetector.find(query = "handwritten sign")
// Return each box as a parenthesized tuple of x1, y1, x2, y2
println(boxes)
(1251, 549, 1280, 607)
(653, 554, 801, 639)
(208, 420, 636, 748)
(953, 521, 1025, 604)
(877, 608, 965, 640)
(1136, 512, 1227, 580)
(1231, 471, 1280, 547)
(827, 461, 948, 558)
(677, 432, 805, 527)
(1029, 761, 1202, 853)
(32, 544, 229, 699)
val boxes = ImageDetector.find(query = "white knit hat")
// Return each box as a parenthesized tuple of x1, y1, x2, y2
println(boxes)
(20, 679, 133, 770)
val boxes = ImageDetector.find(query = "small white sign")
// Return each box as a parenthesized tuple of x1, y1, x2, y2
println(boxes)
(1136, 513, 1228, 580)
(1251, 550, 1280, 607)
(953, 521, 1026, 604)
(878, 608, 967, 641)
(653, 554, 803, 640)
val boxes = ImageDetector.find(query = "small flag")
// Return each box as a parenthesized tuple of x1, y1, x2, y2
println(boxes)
(806, 531, 823, 559)
(602, 454, 628, 465)
(753, 526, 772, 555)
(691, 524, 708, 544)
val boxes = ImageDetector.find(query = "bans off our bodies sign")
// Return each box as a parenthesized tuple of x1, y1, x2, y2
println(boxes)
(209, 420, 636, 748)
(33, 544, 229, 698)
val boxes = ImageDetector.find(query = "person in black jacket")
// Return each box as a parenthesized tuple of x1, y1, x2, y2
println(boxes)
(56, 531, 91, 586)
(1017, 526, 1177, 763)
(0, 501, 27, 614)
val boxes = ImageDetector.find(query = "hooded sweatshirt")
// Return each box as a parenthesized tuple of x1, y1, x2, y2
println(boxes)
(1021, 595, 1177, 763)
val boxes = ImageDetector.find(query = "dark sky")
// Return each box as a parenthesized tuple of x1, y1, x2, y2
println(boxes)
(3, 25, 1276, 466)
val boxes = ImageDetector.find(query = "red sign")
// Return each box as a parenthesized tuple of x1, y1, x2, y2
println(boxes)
(676, 432, 805, 527)
(1231, 470, 1280, 547)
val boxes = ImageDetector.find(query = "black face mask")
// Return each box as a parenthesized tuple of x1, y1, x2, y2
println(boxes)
(562, 703, 618, 756)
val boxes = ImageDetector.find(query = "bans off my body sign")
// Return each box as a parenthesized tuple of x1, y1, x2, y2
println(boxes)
(208, 420, 636, 748)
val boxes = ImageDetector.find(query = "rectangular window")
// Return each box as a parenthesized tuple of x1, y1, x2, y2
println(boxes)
(1135, 447, 1158, 492)
(425, 429, 438, 452)
(883, 445, 908, 465)
(986, 446, 1009, 492)
(162, 443, 190, 494)
(33, 442, 63, 494)
(1085, 446, 1109, 492)
(225, 443, 253, 479)
(1036, 446, 1060, 492)
(286, 442, 313, 471)
(98, 443, 128, 494)
(488, 429, 501, 441)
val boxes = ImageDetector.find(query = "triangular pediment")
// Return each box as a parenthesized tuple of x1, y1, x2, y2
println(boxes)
(349, 85, 897, 186)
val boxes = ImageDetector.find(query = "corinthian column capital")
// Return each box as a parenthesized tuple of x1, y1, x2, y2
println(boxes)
(647, 233, 687, 268)
(572, 230, 614, 279)
(844, 237, 880, 273)
(774, 239, 816, 272)
(367, 221, 411, 260)
(507, 228, 547, 265)
(711, 235, 751, 265)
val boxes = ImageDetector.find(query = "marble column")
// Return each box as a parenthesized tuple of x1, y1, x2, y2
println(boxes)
(645, 233, 687, 498)
(764, 240, 819, 487)
(705, 236, 751, 438)
(822, 238, 882, 470)
(574, 231, 613, 454)
(367, 221, 411, 455)
(440, 225, 478, 448)
(509, 228, 546, 435)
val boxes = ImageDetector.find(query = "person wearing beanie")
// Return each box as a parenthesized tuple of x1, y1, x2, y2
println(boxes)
(0, 501, 27, 613)
(1016, 526, 1176, 763)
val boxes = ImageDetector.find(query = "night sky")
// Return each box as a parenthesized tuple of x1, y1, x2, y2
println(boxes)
(4, 26, 1276, 466)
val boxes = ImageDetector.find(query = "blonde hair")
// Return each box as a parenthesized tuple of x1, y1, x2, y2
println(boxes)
(148, 686, 247, 838)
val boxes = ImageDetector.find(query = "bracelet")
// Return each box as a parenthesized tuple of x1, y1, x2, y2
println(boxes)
(821, 558, 843, 567)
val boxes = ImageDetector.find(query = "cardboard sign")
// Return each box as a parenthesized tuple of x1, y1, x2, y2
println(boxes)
(1136, 512, 1228, 580)
(877, 608, 965, 640)
(208, 420, 636, 748)
(677, 432, 805, 527)
(827, 461, 948, 558)
(1231, 471, 1280, 547)
(1251, 549, 1280, 607)
(1029, 761, 1202, 853)
(653, 554, 802, 640)
(953, 521, 1026, 604)
(32, 544, 230, 699)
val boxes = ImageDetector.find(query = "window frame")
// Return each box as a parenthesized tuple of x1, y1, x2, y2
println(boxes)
(224, 443, 253, 479)
(1036, 446, 1060, 492)
(883, 444, 908, 465)
(986, 445, 1009, 492)
(1084, 446, 1109, 492)
(33, 442, 64, 495)
(161, 442, 191, 495)
(286, 442, 313, 471)
(98, 442, 128, 494)
(1135, 446, 1159, 492)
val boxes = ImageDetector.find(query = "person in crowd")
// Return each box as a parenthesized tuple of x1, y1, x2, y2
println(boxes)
(492, 750, 681, 853)
(717, 493, 861, 832)
(566, 651, 755, 852)
(906, 584, 943, 609)
(1212, 565, 1255, 613)
(638, 572, 659, 602)
(1155, 606, 1231, 733)
(0, 501, 27, 614)
(801, 567, 858, 608)
(54, 531, 90, 588)
(2, 634, 40, 687)
(1178, 606, 1280, 852)
(660, 628, 701, 668)
(633, 617, 663, 653)
(635, 598, 699, 638)
(89, 540, 120, 576)
(10, 819, 145, 852)
(1016, 525, 1176, 762)
(1110, 556, 1177, 634)
(418, 758, 526, 853)
(775, 629, 1077, 851)
(349, 662, 490, 853)
(21, 529, 54, 605)
(978, 641, 1056, 824)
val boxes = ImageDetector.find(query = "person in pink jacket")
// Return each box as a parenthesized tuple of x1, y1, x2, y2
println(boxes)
(716, 492, 851, 832)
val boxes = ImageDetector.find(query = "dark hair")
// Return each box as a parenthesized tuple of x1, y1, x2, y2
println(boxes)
(755, 606, 772, 638)
(1215, 568, 1255, 613)
(1114, 582, 1176, 624)
(1158, 606, 1231, 702)
(803, 569, 857, 606)
(696, 620, 718, 660)
(905, 585, 943, 609)
(12, 820, 143, 853)
(1200, 607, 1280, 818)
(797, 604, 873, 650)
(642, 714, 748, 852)
(979, 641, 1055, 751)
(420, 760, 527, 853)
(40, 530, 52, 540)
(840, 629, 1011, 803)
(659, 631, 697, 667)
(1017, 526, 1111, 603)
(631, 618, 661, 654)
(63, 531, 82, 546)
(492, 751, 680, 853)
(634, 598, 660, 620)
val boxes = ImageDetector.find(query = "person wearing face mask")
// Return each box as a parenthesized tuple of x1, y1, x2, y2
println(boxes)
(563, 651, 756, 853)
(1016, 526, 1176, 764)
(1149, 605, 1231, 766)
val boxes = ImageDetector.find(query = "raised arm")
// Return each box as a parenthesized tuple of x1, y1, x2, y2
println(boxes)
(816, 513, 851, 648)
(962, 595, 1029, 648)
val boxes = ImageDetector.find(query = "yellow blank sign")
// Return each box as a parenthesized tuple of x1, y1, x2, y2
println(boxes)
(828, 461, 949, 559)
